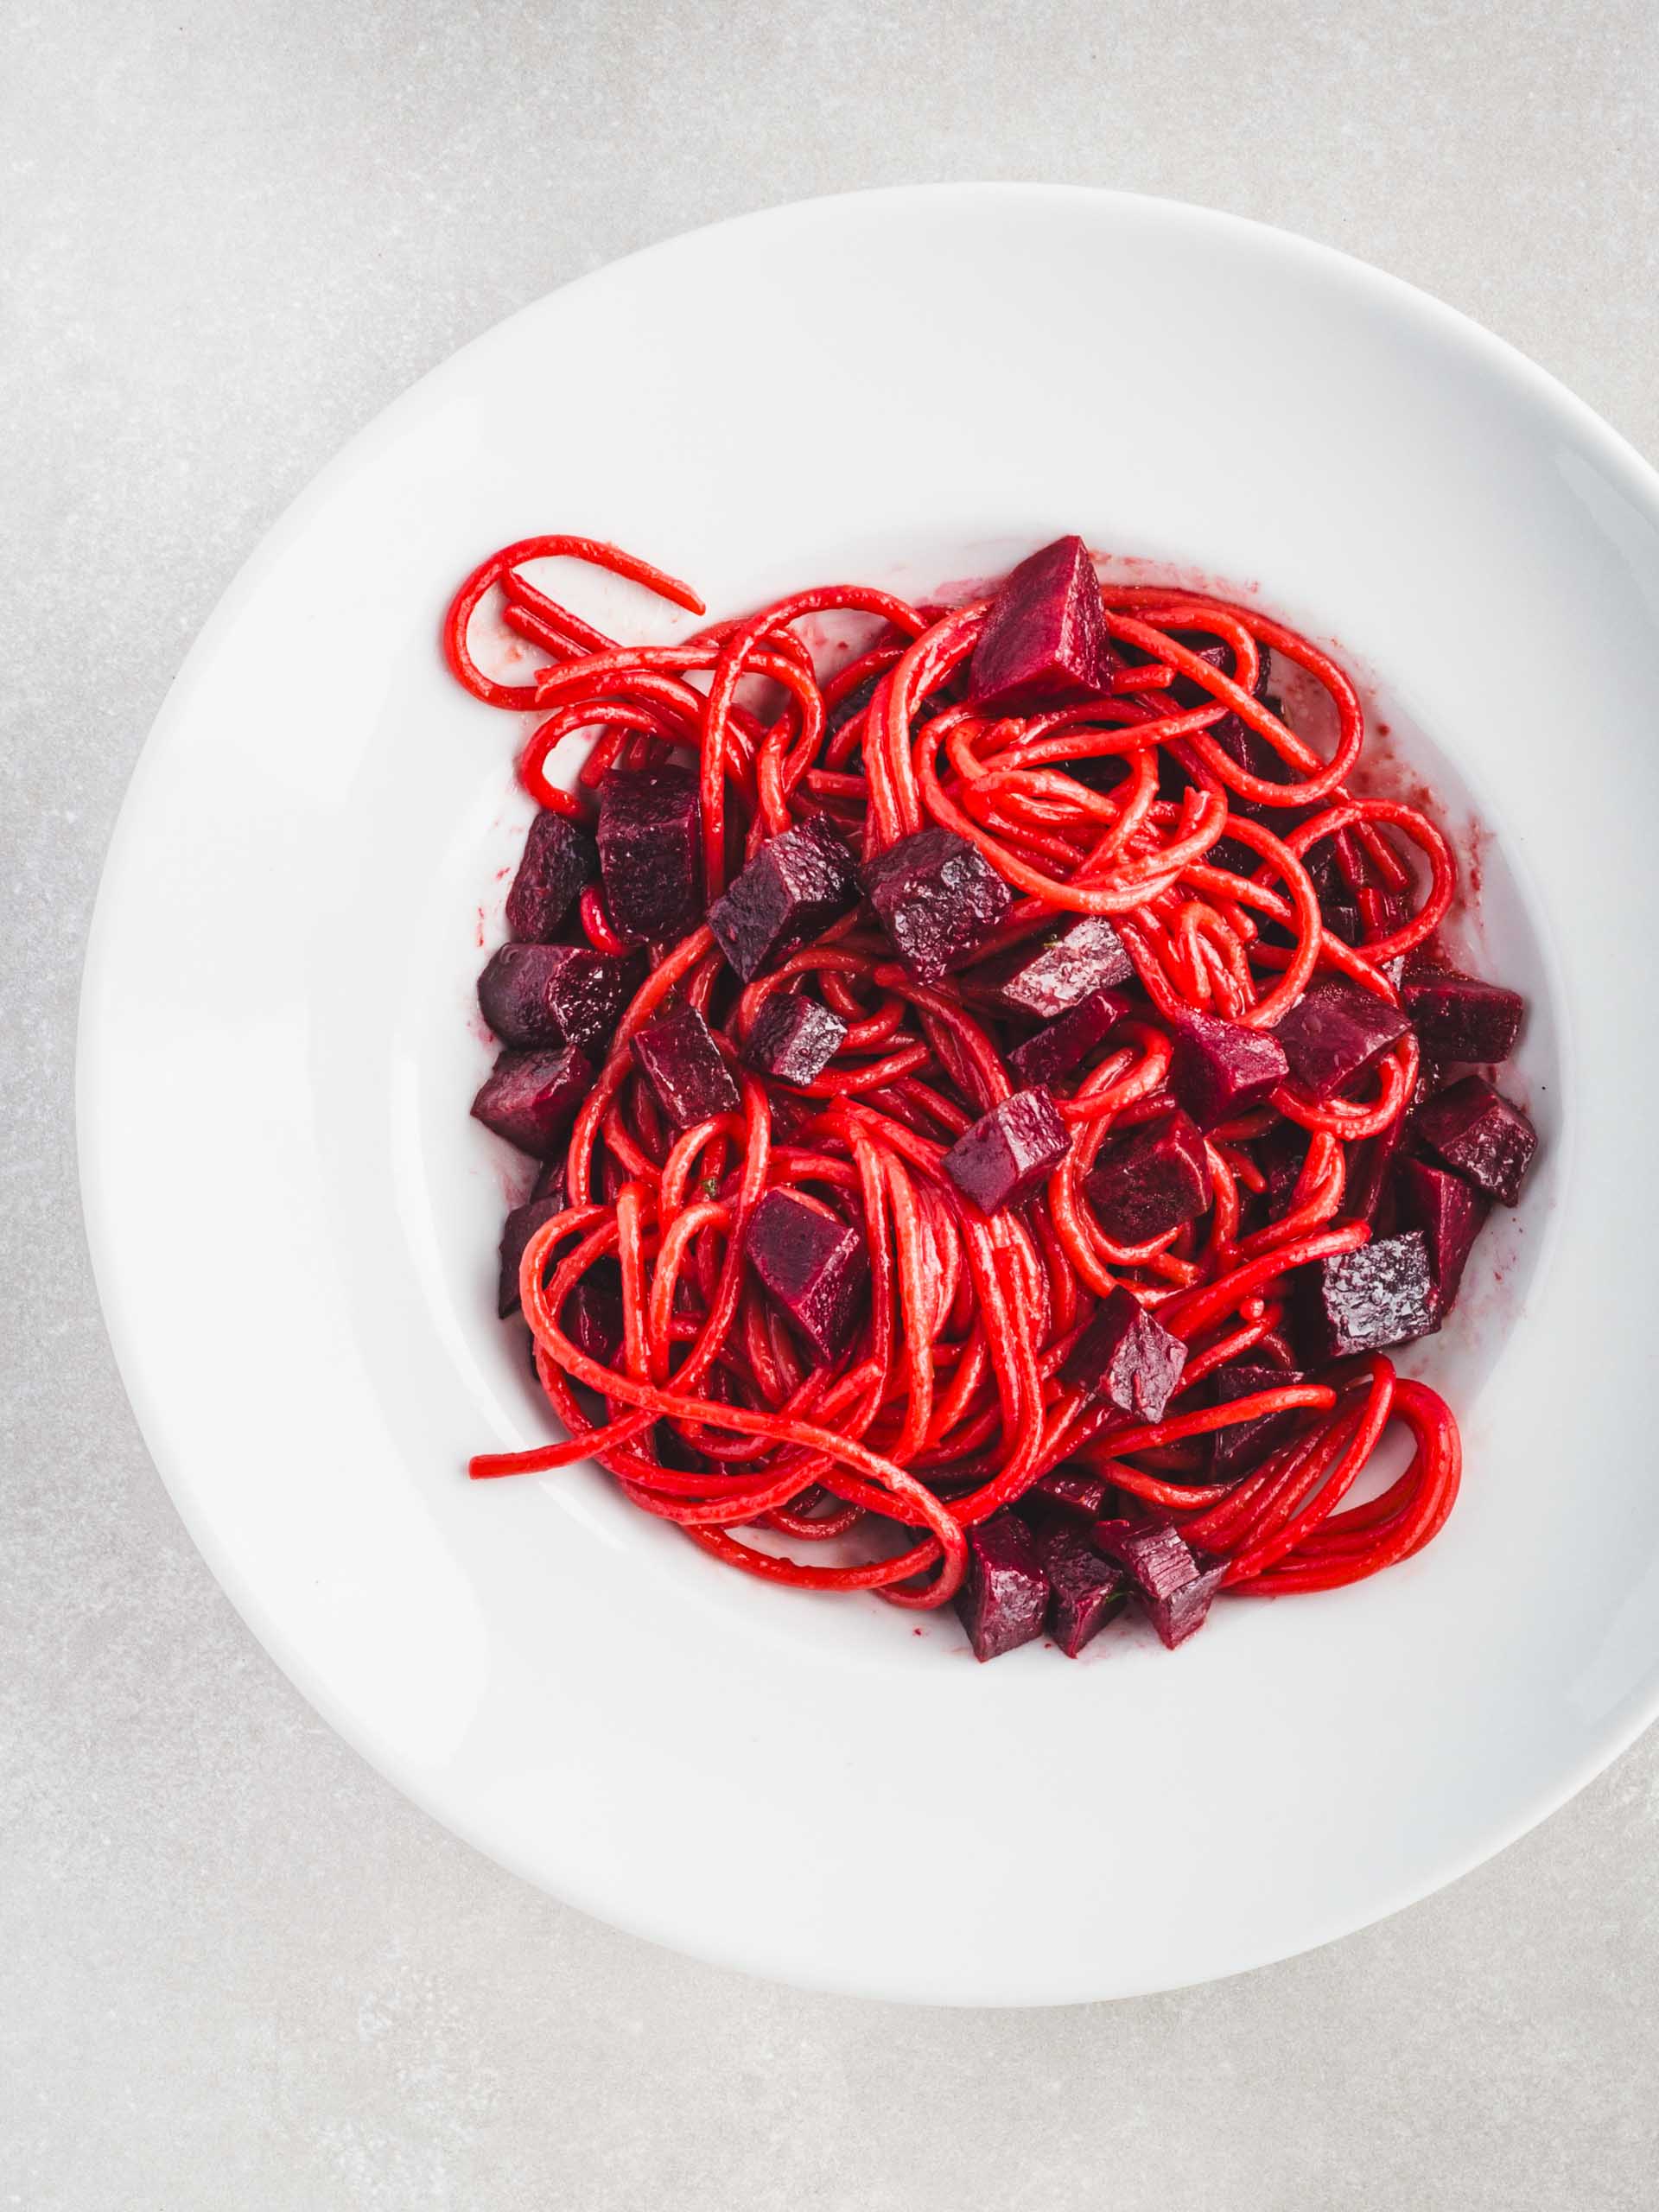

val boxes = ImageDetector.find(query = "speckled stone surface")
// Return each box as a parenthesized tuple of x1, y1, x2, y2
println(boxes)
(6, 2, 1659, 2204)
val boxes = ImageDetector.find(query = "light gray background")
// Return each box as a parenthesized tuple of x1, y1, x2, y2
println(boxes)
(6, 2, 1657, 2204)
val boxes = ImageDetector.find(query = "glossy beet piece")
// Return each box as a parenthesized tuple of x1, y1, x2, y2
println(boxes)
(1344, 1112, 1408, 1229)
(1255, 1118, 1312, 1219)
(1146, 1557, 1227, 1649)
(505, 810, 596, 943)
(1092, 1515, 1224, 1650)
(470, 1046, 594, 1158)
(1307, 1230, 1438, 1358)
(943, 1087, 1070, 1214)
(706, 817, 856, 981)
(1162, 628, 1271, 709)
(1414, 1075, 1537, 1205)
(968, 534, 1115, 715)
(477, 942, 634, 1052)
(1394, 1154, 1489, 1314)
(1037, 1526, 1128, 1657)
(745, 1188, 868, 1363)
(1401, 965, 1525, 1064)
(596, 766, 702, 945)
(1014, 1469, 1113, 1533)
(1084, 1105, 1211, 1244)
(954, 1512, 1052, 1662)
(861, 826, 1014, 982)
(1206, 1355, 1303, 1484)
(969, 915, 1133, 1020)
(565, 1258, 624, 1366)
(743, 993, 847, 1086)
(1061, 1287, 1188, 1421)
(1274, 979, 1412, 1101)
(1007, 987, 1134, 1087)
(1324, 891, 1409, 950)
(631, 1002, 741, 1131)
(497, 1195, 564, 1318)
(1169, 1010, 1288, 1130)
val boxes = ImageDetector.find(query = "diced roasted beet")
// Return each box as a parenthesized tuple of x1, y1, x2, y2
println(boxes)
(477, 942, 635, 1053)
(1084, 1105, 1211, 1244)
(1414, 1075, 1537, 1206)
(1394, 1154, 1489, 1314)
(1401, 965, 1526, 1064)
(953, 1512, 1051, 1662)
(497, 1195, 565, 1318)
(596, 766, 702, 944)
(1091, 1514, 1198, 1603)
(1036, 1526, 1128, 1656)
(943, 1087, 1071, 1213)
(1146, 1556, 1227, 1649)
(968, 915, 1133, 1020)
(1274, 979, 1412, 1101)
(745, 1188, 868, 1363)
(564, 1257, 624, 1366)
(743, 992, 847, 1086)
(1014, 1469, 1114, 1532)
(1061, 1287, 1188, 1421)
(505, 810, 596, 943)
(1255, 1117, 1312, 1217)
(1168, 1010, 1288, 1130)
(968, 535, 1115, 715)
(470, 1046, 594, 1158)
(532, 1157, 566, 1204)
(1306, 1230, 1439, 1358)
(1210, 707, 1292, 811)
(706, 817, 856, 981)
(1205, 1357, 1303, 1484)
(631, 1001, 741, 1130)
(1007, 987, 1134, 1087)
(861, 826, 1014, 982)
(1344, 1113, 1407, 1228)
(1157, 628, 1270, 709)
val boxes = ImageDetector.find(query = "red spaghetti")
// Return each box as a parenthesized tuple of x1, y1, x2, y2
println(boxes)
(452, 532, 1535, 1660)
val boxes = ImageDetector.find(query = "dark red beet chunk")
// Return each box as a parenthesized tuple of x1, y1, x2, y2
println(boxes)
(471, 1046, 594, 1158)
(565, 1258, 624, 1365)
(1014, 1469, 1113, 1532)
(505, 810, 596, 943)
(861, 826, 1014, 982)
(1414, 1075, 1537, 1205)
(1092, 1515, 1224, 1649)
(943, 1087, 1070, 1214)
(1036, 1526, 1128, 1656)
(953, 1512, 1051, 1662)
(1206, 1356, 1303, 1484)
(1061, 1287, 1188, 1421)
(1394, 1154, 1489, 1314)
(631, 1002, 741, 1131)
(1307, 1230, 1438, 1358)
(596, 766, 702, 945)
(498, 1195, 564, 1318)
(1401, 966, 1526, 1064)
(743, 993, 847, 1086)
(968, 915, 1133, 1020)
(1344, 1112, 1408, 1228)
(1146, 1558, 1227, 1649)
(1274, 979, 1411, 1101)
(1255, 1118, 1313, 1218)
(706, 817, 855, 981)
(1007, 987, 1134, 1087)
(477, 942, 634, 1052)
(1169, 1010, 1288, 1129)
(968, 534, 1115, 715)
(1161, 628, 1271, 709)
(1084, 1105, 1211, 1244)
(745, 1189, 868, 1363)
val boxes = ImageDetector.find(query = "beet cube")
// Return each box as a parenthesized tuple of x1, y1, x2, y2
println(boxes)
(706, 817, 856, 981)
(631, 1002, 741, 1130)
(596, 766, 702, 944)
(498, 1195, 564, 1318)
(565, 1257, 624, 1366)
(1007, 987, 1134, 1087)
(1061, 1287, 1188, 1421)
(477, 942, 634, 1053)
(743, 993, 847, 1086)
(968, 535, 1116, 715)
(861, 826, 1014, 982)
(968, 915, 1133, 1020)
(1401, 966, 1526, 1064)
(1414, 1075, 1537, 1205)
(1344, 1112, 1408, 1228)
(943, 1087, 1071, 1214)
(471, 1046, 594, 1158)
(505, 810, 596, 943)
(953, 1512, 1051, 1662)
(1394, 1154, 1489, 1314)
(1307, 1230, 1438, 1358)
(1091, 1514, 1198, 1604)
(1084, 1105, 1211, 1244)
(745, 1189, 868, 1363)
(1255, 1117, 1313, 1218)
(532, 1157, 566, 1203)
(1036, 1525, 1128, 1656)
(1146, 1557, 1227, 1649)
(1169, 1010, 1288, 1129)
(1014, 1469, 1113, 1532)
(1274, 979, 1412, 1101)
(1205, 1357, 1303, 1484)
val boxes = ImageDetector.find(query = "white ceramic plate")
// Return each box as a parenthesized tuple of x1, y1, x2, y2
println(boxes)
(79, 187, 1659, 2004)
